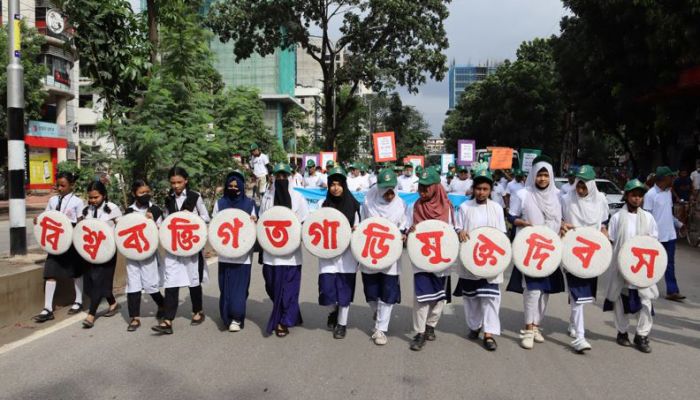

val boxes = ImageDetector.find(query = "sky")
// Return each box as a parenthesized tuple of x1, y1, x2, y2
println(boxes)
(398, 0, 570, 136)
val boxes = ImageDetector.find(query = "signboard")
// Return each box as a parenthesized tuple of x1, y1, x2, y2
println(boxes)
(373, 131, 397, 162)
(403, 155, 425, 168)
(520, 148, 542, 172)
(457, 139, 475, 166)
(488, 147, 514, 170)
(27, 120, 66, 139)
(440, 154, 455, 174)
(28, 148, 53, 185)
(319, 152, 337, 170)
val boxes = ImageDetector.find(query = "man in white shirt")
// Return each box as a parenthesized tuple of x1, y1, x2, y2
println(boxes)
(248, 143, 270, 201)
(347, 163, 369, 192)
(289, 163, 304, 188)
(449, 165, 473, 195)
(396, 164, 418, 192)
(559, 167, 576, 199)
(504, 169, 526, 209)
(303, 160, 326, 188)
(643, 166, 685, 301)
(690, 159, 700, 198)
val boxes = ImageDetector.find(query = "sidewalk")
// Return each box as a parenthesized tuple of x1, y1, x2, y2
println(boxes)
(0, 193, 51, 219)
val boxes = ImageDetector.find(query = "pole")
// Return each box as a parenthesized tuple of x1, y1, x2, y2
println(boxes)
(7, 0, 27, 256)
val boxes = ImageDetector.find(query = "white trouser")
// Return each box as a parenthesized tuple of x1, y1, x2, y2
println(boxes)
(570, 296, 585, 339)
(369, 300, 394, 332)
(329, 305, 350, 326)
(523, 289, 548, 326)
(613, 297, 653, 337)
(413, 298, 446, 334)
(463, 296, 501, 335)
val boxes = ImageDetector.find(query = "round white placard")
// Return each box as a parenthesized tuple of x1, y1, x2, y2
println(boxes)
(34, 210, 73, 255)
(159, 212, 208, 256)
(256, 206, 302, 256)
(208, 208, 257, 258)
(459, 226, 512, 279)
(561, 226, 613, 278)
(512, 225, 563, 278)
(617, 235, 667, 288)
(351, 217, 403, 270)
(114, 213, 159, 261)
(407, 219, 459, 273)
(73, 219, 117, 264)
(302, 207, 352, 258)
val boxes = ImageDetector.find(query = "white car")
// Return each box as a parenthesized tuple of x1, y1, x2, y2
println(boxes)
(555, 178, 625, 215)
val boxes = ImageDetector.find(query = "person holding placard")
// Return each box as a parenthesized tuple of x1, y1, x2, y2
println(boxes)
(454, 169, 507, 351)
(318, 167, 361, 339)
(397, 164, 418, 192)
(213, 171, 258, 333)
(560, 165, 609, 353)
(448, 165, 473, 195)
(506, 155, 566, 350)
(260, 163, 309, 337)
(604, 179, 659, 353)
(408, 168, 453, 351)
(33, 172, 85, 323)
(123, 180, 165, 332)
(153, 167, 211, 335)
(361, 169, 407, 346)
(80, 181, 123, 329)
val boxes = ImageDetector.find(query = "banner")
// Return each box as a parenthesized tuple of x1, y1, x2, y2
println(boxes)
(403, 155, 425, 168)
(441, 154, 455, 174)
(373, 131, 397, 162)
(293, 187, 469, 210)
(488, 147, 514, 170)
(520, 148, 541, 172)
(457, 139, 475, 166)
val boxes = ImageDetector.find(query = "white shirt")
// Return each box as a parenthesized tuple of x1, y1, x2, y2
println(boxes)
(491, 183, 506, 207)
(259, 187, 309, 266)
(82, 201, 123, 228)
(643, 184, 680, 242)
(212, 202, 257, 265)
(691, 169, 700, 191)
(347, 174, 369, 192)
(46, 193, 84, 223)
(449, 178, 473, 195)
(608, 209, 659, 242)
(303, 173, 325, 188)
(367, 173, 377, 187)
(560, 182, 575, 198)
(397, 175, 418, 192)
(249, 153, 270, 178)
(290, 172, 304, 188)
(506, 180, 524, 197)
(163, 189, 211, 222)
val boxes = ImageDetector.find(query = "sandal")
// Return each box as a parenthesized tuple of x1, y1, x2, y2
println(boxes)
(191, 312, 206, 326)
(67, 303, 83, 315)
(151, 321, 173, 335)
(82, 318, 95, 329)
(275, 324, 289, 337)
(127, 319, 141, 332)
(104, 303, 121, 317)
(483, 336, 498, 351)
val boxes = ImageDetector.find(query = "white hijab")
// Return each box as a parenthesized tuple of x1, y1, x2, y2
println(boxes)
(363, 186, 406, 225)
(564, 178, 609, 228)
(523, 161, 562, 232)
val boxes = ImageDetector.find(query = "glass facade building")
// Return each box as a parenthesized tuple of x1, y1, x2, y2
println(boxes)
(448, 61, 498, 109)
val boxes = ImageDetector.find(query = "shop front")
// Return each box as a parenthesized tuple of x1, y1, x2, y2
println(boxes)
(25, 120, 67, 191)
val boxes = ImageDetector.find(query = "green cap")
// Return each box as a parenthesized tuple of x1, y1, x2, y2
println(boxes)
(306, 159, 316, 168)
(655, 166, 677, 178)
(326, 160, 335, 168)
(348, 163, 360, 170)
(566, 167, 577, 177)
(457, 165, 469, 173)
(273, 162, 292, 175)
(393, 165, 404, 173)
(472, 168, 493, 184)
(418, 168, 441, 186)
(249, 143, 259, 151)
(415, 165, 424, 175)
(377, 168, 398, 188)
(623, 179, 648, 193)
(448, 162, 456, 168)
(446, 172, 454, 179)
(513, 168, 524, 177)
(532, 154, 554, 166)
(327, 166, 347, 178)
(575, 164, 596, 181)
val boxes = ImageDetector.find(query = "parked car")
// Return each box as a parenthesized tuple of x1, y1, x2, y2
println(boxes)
(555, 178, 625, 215)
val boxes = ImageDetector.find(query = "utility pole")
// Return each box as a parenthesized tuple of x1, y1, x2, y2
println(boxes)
(7, 0, 27, 256)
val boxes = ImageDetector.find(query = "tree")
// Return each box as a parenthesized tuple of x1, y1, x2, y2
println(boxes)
(383, 93, 430, 160)
(207, 0, 450, 150)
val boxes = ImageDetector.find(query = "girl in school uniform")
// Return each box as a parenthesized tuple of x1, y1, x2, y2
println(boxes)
(505, 156, 566, 349)
(408, 168, 453, 352)
(259, 162, 309, 337)
(33, 172, 85, 322)
(213, 170, 257, 332)
(123, 180, 166, 332)
(454, 169, 506, 351)
(361, 168, 407, 345)
(560, 165, 609, 352)
(80, 180, 123, 328)
(318, 167, 361, 339)
(152, 166, 211, 335)
(604, 179, 658, 354)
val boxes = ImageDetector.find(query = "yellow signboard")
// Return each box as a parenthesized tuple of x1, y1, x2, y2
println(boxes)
(28, 148, 53, 185)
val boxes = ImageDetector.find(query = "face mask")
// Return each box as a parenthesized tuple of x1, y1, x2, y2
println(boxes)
(136, 194, 151, 206)
(225, 187, 240, 197)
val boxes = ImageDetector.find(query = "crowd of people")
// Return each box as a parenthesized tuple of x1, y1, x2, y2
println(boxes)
(31, 143, 692, 356)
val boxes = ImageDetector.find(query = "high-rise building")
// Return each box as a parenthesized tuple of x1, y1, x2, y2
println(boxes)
(448, 60, 499, 110)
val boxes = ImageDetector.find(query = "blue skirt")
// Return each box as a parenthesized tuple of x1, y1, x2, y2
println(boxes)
(414, 272, 448, 303)
(506, 267, 565, 294)
(262, 265, 303, 334)
(318, 273, 356, 307)
(218, 262, 251, 327)
(603, 290, 655, 316)
(566, 273, 597, 304)
(453, 278, 500, 298)
(362, 273, 401, 305)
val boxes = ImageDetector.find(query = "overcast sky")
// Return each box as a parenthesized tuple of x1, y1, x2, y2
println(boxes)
(398, 0, 569, 136)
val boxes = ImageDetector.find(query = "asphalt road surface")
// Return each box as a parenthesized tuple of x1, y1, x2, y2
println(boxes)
(1, 245, 699, 400)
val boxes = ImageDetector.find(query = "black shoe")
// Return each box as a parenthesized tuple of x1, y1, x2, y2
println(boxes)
(425, 325, 436, 341)
(616, 332, 632, 347)
(127, 319, 141, 332)
(410, 333, 427, 351)
(483, 336, 498, 351)
(152, 323, 173, 335)
(191, 312, 205, 326)
(467, 328, 481, 340)
(67, 303, 83, 315)
(633, 335, 652, 353)
(32, 309, 54, 323)
(333, 324, 347, 339)
(327, 310, 338, 330)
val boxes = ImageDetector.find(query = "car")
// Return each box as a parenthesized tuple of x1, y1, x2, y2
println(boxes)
(555, 177, 625, 215)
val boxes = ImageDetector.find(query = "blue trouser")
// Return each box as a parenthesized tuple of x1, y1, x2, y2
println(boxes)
(662, 240, 679, 295)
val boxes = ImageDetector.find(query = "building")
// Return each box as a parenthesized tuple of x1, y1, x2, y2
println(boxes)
(448, 60, 499, 110)
(1, 0, 79, 192)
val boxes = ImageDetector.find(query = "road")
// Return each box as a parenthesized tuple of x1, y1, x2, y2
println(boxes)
(0, 244, 699, 400)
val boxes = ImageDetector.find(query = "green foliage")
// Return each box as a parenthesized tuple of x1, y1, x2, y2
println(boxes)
(383, 93, 431, 160)
(207, 0, 450, 150)
(0, 21, 48, 130)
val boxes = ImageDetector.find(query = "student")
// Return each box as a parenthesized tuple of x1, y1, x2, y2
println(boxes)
(604, 179, 659, 353)
(560, 165, 609, 352)
(559, 168, 577, 199)
(213, 171, 257, 332)
(319, 160, 335, 187)
(506, 156, 566, 349)
(397, 164, 418, 192)
(361, 169, 407, 345)
(124, 180, 165, 332)
(249, 143, 270, 201)
(319, 167, 361, 339)
(152, 166, 211, 335)
(80, 181, 123, 328)
(454, 169, 506, 351)
(346, 164, 369, 192)
(490, 170, 506, 208)
(260, 163, 309, 337)
(408, 168, 453, 351)
(33, 172, 85, 323)
(449, 166, 473, 195)
(504, 169, 525, 209)
(303, 160, 326, 188)
(289, 163, 304, 188)
(644, 166, 685, 302)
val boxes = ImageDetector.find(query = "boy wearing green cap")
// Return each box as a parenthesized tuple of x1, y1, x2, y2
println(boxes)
(559, 167, 577, 199)
(397, 164, 418, 192)
(303, 159, 326, 189)
(643, 166, 685, 302)
(604, 179, 659, 353)
(449, 165, 473, 195)
(347, 163, 370, 192)
(249, 144, 270, 201)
